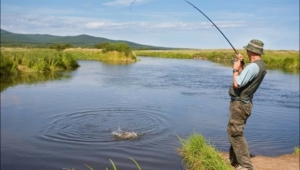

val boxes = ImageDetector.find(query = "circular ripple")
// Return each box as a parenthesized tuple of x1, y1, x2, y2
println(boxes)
(39, 108, 170, 144)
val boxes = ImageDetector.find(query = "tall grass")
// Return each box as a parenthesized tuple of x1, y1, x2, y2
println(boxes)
(0, 47, 137, 76)
(64, 48, 137, 63)
(134, 49, 299, 69)
(178, 133, 233, 170)
(0, 48, 79, 76)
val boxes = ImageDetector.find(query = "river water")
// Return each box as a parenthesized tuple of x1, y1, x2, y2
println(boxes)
(1, 57, 299, 170)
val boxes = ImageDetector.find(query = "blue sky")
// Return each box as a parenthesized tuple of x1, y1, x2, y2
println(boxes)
(1, 0, 299, 50)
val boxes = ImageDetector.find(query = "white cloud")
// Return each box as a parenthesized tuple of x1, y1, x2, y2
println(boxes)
(86, 22, 106, 28)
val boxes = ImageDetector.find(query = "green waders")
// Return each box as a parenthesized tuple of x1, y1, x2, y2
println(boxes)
(227, 100, 253, 170)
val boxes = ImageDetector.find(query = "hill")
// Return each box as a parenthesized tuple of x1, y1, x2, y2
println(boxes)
(0, 29, 173, 50)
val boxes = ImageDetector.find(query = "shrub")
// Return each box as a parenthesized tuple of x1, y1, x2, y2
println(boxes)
(49, 44, 74, 51)
(94, 42, 111, 49)
(95, 42, 133, 57)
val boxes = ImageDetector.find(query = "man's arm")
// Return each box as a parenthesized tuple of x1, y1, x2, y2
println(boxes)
(233, 69, 240, 88)
(232, 54, 244, 88)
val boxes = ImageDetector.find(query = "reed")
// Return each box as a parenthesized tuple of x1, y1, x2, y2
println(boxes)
(178, 133, 233, 170)
(0, 48, 79, 76)
(0, 47, 137, 76)
(134, 49, 299, 69)
(64, 48, 137, 63)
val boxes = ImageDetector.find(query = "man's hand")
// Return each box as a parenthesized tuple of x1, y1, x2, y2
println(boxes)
(236, 53, 244, 61)
(232, 54, 244, 89)
(233, 54, 244, 72)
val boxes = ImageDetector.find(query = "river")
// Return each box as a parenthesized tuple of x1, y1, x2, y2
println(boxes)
(1, 57, 299, 170)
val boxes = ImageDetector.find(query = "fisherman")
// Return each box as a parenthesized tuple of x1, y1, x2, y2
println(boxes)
(227, 39, 267, 170)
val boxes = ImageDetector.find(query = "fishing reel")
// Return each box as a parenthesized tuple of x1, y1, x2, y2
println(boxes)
(230, 58, 235, 64)
(231, 58, 245, 69)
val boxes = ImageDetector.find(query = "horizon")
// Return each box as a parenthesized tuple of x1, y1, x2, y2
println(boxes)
(2, 28, 300, 51)
(1, 0, 299, 50)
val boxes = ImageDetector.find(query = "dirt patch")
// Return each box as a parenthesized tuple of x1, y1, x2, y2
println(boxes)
(220, 152, 299, 170)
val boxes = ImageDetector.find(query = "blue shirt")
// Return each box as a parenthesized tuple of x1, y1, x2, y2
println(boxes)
(236, 63, 259, 88)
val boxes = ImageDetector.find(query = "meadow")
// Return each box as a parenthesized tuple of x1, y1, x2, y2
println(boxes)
(134, 49, 299, 69)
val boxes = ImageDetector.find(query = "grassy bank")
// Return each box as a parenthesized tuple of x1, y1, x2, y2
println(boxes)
(64, 48, 137, 63)
(134, 49, 299, 69)
(0, 48, 79, 76)
(0, 47, 137, 76)
(178, 133, 233, 170)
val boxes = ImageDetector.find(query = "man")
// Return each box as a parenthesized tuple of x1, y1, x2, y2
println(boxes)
(227, 39, 267, 170)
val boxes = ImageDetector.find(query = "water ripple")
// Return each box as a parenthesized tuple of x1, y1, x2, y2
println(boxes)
(39, 108, 170, 144)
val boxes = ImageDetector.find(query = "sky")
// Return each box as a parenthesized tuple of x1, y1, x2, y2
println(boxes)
(1, 0, 299, 50)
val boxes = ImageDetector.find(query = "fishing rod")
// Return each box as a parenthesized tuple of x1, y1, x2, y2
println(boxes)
(183, 0, 237, 54)
(130, 0, 242, 64)
(130, 0, 137, 11)
(183, 0, 243, 65)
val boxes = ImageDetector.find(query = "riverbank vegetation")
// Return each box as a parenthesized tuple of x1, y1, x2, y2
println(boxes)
(0, 48, 79, 76)
(134, 49, 299, 69)
(66, 43, 136, 63)
(178, 133, 233, 170)
(0, 44, 137, 76)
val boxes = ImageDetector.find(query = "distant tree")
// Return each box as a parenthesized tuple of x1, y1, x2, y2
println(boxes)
(49, 44, 73, 51)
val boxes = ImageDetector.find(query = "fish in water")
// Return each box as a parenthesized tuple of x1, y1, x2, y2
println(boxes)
(112, 128, 139, 140)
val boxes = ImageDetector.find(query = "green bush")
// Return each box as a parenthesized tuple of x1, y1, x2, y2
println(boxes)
(94, 42, 111, 49)
(49, 44, 73, 51)
(95, 42, 133, 57)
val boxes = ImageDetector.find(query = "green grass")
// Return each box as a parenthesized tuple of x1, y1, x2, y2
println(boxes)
(178, 133, 233, 170)
(65, 48, 137, 63)
(0, 48, 79, 76)
(134, 49, 300, 69)
(294, 147, 299, 154)
(0, 47, 137, 76)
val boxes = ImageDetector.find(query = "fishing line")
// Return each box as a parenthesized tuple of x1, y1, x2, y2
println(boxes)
(183, 0, 237, 55)
(130, 0, 137, 45)
(130, 0, 241, 64)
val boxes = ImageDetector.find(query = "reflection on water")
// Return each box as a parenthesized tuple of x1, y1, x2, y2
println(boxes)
(267, 67, 300, 74)
(0, 71, 72, 92)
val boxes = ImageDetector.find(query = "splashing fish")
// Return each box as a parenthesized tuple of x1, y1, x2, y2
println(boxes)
(112, 127, 139, 140)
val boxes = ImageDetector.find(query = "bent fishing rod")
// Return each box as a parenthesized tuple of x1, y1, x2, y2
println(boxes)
(183, 0, 244, 65)
(130, 0, 242, 64)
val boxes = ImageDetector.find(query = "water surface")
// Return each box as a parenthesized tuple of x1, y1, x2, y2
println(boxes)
(1, 57, 299, 170)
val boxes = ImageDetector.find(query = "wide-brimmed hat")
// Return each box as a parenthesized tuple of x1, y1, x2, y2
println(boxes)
(243, 39, 264, 55)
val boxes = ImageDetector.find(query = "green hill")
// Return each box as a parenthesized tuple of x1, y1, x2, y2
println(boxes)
(0, 29, 172, 50)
